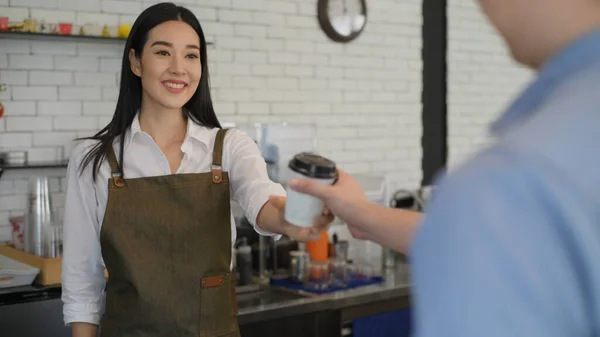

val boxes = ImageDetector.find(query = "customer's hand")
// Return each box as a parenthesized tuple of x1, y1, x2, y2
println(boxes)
(268, 196, 334, 242)
(286, 169, 372, 240)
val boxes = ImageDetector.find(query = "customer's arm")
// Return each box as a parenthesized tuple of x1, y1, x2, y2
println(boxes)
(285, 169, 423, 254)
(353, 202, 422, 254)
(62, 143, 106, 337)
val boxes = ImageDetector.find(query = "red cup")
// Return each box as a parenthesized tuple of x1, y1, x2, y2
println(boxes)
(0, 17, 8, 31)
(58, 23, 73, 35)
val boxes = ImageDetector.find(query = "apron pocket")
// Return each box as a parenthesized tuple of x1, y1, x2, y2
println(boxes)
(199, 273, 239, 336)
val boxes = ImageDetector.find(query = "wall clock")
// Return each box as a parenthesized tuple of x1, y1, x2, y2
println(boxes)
(317, 0, 368, 43)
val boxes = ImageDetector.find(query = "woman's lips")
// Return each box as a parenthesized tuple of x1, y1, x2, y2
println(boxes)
(162, 80, 188, 93)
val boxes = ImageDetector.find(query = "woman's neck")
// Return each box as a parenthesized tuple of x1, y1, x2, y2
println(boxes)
(138, 102, 187, 148)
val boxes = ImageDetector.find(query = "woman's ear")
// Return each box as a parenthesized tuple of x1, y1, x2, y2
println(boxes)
(129, 48, 142, 77)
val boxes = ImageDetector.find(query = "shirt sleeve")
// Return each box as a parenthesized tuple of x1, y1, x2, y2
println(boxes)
(61, 141, 107, 326)
(223, 129, 286, 237)
(410, 149, 588, 337)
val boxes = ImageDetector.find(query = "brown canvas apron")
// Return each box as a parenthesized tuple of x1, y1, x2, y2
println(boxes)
(99, 128, 240, 337)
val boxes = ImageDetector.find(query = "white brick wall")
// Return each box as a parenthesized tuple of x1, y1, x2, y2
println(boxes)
(447, 0, 533, 168)
(0, 0, 423, 242)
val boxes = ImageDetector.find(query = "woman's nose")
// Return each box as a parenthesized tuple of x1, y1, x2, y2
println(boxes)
(168, 56, 185, 75)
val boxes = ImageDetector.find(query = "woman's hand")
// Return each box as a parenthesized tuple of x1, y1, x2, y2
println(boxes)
(267, 196, 334, 242)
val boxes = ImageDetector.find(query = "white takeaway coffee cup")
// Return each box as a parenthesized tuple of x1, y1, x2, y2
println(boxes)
(284, 152, 338, 228)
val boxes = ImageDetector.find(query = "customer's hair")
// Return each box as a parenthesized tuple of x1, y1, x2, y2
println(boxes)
(78, 2, 220, 179)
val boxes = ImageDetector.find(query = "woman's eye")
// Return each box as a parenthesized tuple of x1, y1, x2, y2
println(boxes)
(156, 50, 169, 56)
(187, 54, 199, 59)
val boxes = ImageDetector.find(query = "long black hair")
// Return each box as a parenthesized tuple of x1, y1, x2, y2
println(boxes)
(78, 2, 221, 180)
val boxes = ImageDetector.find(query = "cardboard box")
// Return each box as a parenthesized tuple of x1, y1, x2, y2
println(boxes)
(0, 244, 61, 286)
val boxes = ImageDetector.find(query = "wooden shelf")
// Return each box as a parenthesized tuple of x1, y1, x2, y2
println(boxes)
(0, 30, 214, 45)
(0, 30, 127, 43)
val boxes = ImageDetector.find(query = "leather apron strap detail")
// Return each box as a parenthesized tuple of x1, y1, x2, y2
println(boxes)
(201, 275, 225, 288)
(211, 128, 228, 184)
(106, 145, 124, 188)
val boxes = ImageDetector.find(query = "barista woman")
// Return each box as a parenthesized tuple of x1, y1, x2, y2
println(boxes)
(61, 3, 332, 337)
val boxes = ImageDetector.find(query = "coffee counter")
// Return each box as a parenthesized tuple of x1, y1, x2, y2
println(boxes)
(0, 265, 412, 337)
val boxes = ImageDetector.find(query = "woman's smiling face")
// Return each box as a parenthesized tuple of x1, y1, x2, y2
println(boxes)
(129, 20, 202, 111)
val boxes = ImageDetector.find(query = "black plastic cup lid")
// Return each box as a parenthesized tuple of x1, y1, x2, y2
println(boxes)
(288, 152, 337, 179)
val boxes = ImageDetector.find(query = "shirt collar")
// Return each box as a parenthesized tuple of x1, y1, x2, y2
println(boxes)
(124, 111, 213, 151)
(491, 26, 600, 135)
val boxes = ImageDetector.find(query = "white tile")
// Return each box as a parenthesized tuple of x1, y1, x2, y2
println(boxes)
(33, 132, 77, 146)
(58, 87, 102, 100)
(30, 9, 75, 23)
(0, 70, 28, 85)
(238, 103, 269, 114)
(231, 0, 266, 11)
(53, 116, 98, 131)
(101, 0, 141, 14)
(233, 51, 267, 64)
(75, 72, 116, 86)
(27, 147, 63, 162)
(54, 56, 99, 71)
(218, 9, 254, 24)
(75, 12, 119, 26)
(253, 12, 285, 26)
(0, 39, 30, 54)
(0, 133, 32, 148)
(264, 1, 296, 14)
(31, 40, 77, 55)
(0, 54, 7, 68)
(10, 0, 57, 8)
(0, 182, 14, 195)
(186, 6, 218, 21)
(0, 7, 29, 22)
(76, 42, 122, 57)
(38, 101, 81, 115)
(118, 14, 138, 26)
(5, 116, 53, 131)
(0, 226, 11, 243)
(83, 102, 115, 115)
(8, 55, 53, 70)
(99, 58, 122, 72)
(0, 86, 10, 100)
(1, 101, 36, 116)
(12, 86, 58, 100)
(0, 195, 26, 211)
(96, 114, 112, 129)
(58, 0, 100, 11)
(102, 87, 119, 101)
(29, 71, 73, 85)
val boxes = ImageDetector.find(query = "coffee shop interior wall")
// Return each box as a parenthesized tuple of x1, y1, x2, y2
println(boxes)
(0, 0, 535, 243)
(446, 0, 533, 169)
(0, 0, 424, 242)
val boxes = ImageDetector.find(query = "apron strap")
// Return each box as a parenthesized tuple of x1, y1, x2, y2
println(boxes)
(107, 144, 125, 188)
(211, 128, 228, 184)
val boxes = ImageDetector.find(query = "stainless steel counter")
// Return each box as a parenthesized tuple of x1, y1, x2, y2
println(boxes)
(237, 264, 412, 325)
(0, 265, 412, 336)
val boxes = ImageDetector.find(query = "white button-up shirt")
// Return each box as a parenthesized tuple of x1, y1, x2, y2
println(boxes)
(61, 115, 285, 326)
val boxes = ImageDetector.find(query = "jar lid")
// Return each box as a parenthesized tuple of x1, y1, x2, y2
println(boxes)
(288, 152, 337, 179)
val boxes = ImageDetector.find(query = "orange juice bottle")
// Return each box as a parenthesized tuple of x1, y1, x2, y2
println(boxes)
(306, 231, 329, 262)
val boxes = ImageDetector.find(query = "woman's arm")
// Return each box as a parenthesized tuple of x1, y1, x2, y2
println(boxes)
(224, 130, 332, 241)
(62, 142, 107, 336)
(71, 323, 99, 337)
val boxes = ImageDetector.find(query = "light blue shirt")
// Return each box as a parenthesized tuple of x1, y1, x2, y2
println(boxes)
(411, 28, 600, 337)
